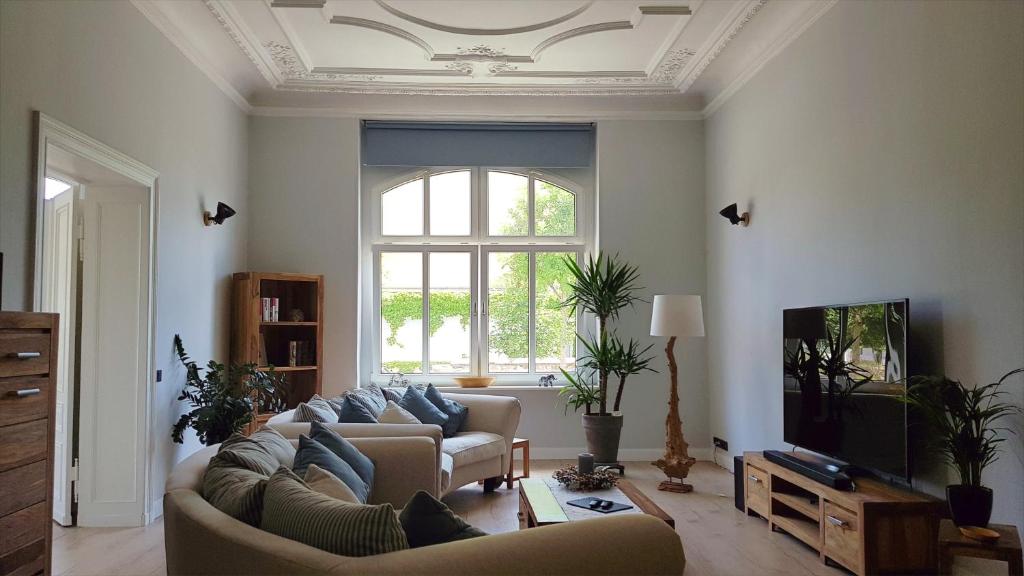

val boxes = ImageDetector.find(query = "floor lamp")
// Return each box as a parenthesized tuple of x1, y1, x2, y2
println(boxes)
(650, 295, 705, 493)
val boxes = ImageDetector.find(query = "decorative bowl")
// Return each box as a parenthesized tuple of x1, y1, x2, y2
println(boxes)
(453, 376, 495, 388)
(959, 526, 1000, 542)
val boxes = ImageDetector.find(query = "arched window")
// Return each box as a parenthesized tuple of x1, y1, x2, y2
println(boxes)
(370, 168, 588, 382)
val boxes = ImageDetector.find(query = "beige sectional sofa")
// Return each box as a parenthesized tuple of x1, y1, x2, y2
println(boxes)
(164, 435, 686, 576)
(268, 392, 521, 495)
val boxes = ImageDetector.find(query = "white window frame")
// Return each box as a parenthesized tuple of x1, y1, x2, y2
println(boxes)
(368, 167, 591, 386)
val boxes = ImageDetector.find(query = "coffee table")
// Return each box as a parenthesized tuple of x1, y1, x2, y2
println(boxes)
(518, 477, 674, 529)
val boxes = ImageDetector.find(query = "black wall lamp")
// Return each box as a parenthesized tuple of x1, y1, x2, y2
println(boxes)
(719, 203, 750, 227)
(203, 202, 236, 226)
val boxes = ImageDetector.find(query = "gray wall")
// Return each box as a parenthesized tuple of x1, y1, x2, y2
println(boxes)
(705, 0, 1024, 528)
(247, 117, 709, 457)
(0, 0, 250, 511)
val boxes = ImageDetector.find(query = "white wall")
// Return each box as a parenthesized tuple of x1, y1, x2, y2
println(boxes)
(705, 0, 1024, 528)
(247, 117, 709, 457)
(0, 0, 249, 514)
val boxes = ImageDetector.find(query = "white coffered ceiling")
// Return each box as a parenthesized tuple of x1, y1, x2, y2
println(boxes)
(133, 0, 836, 115)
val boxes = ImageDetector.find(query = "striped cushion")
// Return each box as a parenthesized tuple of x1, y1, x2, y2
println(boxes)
(294, 395, 337, 423)
(261, 468, 408, 557)
(249, 426, 296, 467)
(343, 385, 388, 417)
(216, 433, 279, 476)
(201, 457, 267, 526)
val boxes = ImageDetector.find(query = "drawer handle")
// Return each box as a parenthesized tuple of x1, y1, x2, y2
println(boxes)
(13, 388, 42, 397)
(826, 515, 848, 528)
(748, 474, 762, 483)
(11, 352, 42, 359)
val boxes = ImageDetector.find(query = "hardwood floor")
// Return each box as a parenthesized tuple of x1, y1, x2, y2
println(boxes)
(50, 460, 1004, 575)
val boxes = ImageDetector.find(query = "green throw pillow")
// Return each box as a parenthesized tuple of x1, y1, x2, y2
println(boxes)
(398, 490, 487, 548)
(217, 433, 279, 476)
(261, 467, 408, 557)
(201, 456, 268, 526)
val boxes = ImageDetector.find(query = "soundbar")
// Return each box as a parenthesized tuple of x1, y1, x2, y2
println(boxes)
(763, 450, 853, 491)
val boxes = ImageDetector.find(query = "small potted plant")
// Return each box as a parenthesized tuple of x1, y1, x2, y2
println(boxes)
(171, 334, 283, 446)
(902, 368, 1022, 527)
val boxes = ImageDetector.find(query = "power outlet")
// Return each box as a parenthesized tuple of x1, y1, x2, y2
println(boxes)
(713, 436, 729, 451)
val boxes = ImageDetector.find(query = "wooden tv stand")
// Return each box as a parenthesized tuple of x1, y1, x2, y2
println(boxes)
(743, 451, 943, 575)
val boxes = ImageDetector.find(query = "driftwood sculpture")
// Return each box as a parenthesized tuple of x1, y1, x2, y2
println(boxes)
(652, 336, 696, 492)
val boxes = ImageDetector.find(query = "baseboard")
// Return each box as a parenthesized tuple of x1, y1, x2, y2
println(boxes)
(526, 447, 712, 462)
(77, 513, 148, 528)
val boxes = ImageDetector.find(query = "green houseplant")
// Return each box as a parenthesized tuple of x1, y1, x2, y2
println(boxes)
(902, 368, 1022, 527)
(171, 334, 282, 446)
(559, 252, 654, 463)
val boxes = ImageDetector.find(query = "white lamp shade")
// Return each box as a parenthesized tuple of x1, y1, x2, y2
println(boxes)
(650, 295, 704, 337)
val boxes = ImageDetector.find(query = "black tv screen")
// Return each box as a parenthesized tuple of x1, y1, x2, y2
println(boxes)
(783, 300, 909, 480)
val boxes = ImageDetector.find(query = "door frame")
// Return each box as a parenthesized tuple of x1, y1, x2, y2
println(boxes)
(31, 111, 161, 524)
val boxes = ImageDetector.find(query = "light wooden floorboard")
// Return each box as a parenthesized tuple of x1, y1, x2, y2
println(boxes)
(51, 460, 1005, 575)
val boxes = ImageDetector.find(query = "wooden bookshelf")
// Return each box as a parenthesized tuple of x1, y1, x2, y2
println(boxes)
(232, 272, 323, 422)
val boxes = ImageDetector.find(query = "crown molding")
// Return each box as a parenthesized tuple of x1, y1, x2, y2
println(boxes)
(249, 106, 705, 121)
(131, 0, 252, 112)
(701, 0, 838, 118)
(676, 0, 767, 93)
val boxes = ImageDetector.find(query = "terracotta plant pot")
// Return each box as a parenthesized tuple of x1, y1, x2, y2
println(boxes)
(946, 484, 993, 527)
(582, 414, 623, 464)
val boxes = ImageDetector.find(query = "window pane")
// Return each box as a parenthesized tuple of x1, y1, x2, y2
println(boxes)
(487, 172, 528, 236)
(429, 252, 471, 373)
(380, 252, 423, 373)
(488, 252, 529, 373)
(535, 180, 576, 236)
(429, 171, 471, 236)
(535, 252, 577, 373)
(382, 179, 423, 236)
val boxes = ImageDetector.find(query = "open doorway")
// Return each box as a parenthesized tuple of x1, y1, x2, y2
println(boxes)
(34, 113, 159, 528)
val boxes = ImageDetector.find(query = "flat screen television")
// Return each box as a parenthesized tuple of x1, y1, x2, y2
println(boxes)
(782, 299, 909, 481)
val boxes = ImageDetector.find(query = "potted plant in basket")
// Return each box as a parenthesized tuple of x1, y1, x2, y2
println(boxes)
(902, 368, 1022, 527)
(559, 253, 655, 464)
(170, 334, 283, 446)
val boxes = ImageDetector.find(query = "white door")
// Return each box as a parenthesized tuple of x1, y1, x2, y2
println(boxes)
(41, 187, 79, 526)
(77, 185, 150, 527)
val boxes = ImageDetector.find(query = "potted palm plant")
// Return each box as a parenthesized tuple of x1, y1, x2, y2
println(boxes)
(559, 253, 654, 464)
(902, 368, 1022, 527)
(170, 334, 282, 446)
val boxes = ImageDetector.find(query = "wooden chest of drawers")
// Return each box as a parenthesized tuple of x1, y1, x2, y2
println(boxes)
(0, 312, 57, 576)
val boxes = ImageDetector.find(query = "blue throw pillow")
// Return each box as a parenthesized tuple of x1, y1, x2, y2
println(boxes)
(398, 386, 449, 429)
(309, 421, 375, 492)
(424, 384, 468, 438)
(292, 435, 370, 504)
(337, 396, 378, 424)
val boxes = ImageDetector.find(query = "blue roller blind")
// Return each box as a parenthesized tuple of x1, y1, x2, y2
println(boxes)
(361, 121, 594, 167)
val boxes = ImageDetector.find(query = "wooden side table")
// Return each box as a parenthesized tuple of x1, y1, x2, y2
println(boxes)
(938, 519, 1022, 576)
(506, 438, 530, 489)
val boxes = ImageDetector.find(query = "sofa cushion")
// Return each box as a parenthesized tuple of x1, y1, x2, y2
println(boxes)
(398, 490, 487, 548)
(441, 432, 506, 468)
(201, 457, 267, 526)
(439, 453, 454, 494)
(216, 433, 279, 476)
(337, 396, 378, 424)
(249, 426, 296, 467)
(398, 386, 449, 428)
(309, 421, 375, 493)
(294, 395, 337, 423)
(424, 384, 469, 437)
(261, 467, 408, 557)
(343, 385, 388, 417)
(292, 435, 370, 504)
(304, 464, 359, 504)
(378, 401, 421, 424)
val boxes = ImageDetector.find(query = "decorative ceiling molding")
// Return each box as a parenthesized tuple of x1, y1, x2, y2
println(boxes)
(530, 21, 634, 61)
(372, 0, 595, 36)
(329, 16, 435, 59)
(650, 48, 696, 83)
(269, 0, 325, 7)
(677, 0, 766, 92)
(264, 41, 384, 81)
(204, 0, 279, 85)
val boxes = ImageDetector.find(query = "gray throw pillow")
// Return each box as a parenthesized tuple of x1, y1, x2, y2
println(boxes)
(216, 433, 279, 476)
(294, 395, 337, 423)
(201, 456, 268, 526)
(344, 385, 388, 417)
(399, 490, 487, 548)
(261, 467, 408, 557)
(293, 435, 370, 504)
(424, 384, 469, 437)
(337, 396, 378, 424)
(249, 426, 296, 467)
(309, 421, 375, 492)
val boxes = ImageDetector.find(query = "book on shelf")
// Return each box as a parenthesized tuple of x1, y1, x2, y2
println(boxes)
(261, 297, 280, 322)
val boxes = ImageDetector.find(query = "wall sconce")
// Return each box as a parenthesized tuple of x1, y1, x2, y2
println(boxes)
(718, 203, 749, 227)
(203, 202, 236, 226)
